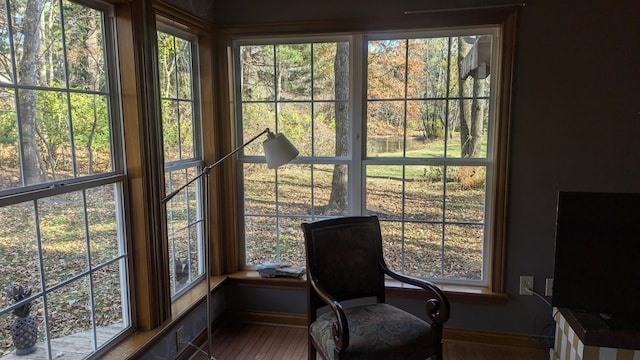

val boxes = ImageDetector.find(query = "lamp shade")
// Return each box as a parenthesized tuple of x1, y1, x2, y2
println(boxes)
(263, 132, 299, 169)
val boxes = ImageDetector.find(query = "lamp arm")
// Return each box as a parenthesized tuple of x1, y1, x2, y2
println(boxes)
(162, 128, 272, 204)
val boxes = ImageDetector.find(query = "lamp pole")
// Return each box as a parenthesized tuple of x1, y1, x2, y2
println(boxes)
(161, 128, 297, 359)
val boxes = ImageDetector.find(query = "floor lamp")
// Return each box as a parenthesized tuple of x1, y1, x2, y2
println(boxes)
(162, 128, 299, 360)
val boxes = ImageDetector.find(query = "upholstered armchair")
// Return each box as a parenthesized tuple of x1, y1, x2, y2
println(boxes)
(301, 215, 450, 360)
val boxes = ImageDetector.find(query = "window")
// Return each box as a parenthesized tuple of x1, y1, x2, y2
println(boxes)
(235, 27, 508, 287)
(365, 32, 496, 284)
(0, 0, 130, 358)
(236, 40, 351, 267)
(157, 25, 204, 297)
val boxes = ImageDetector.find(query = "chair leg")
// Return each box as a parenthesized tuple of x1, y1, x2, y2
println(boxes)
(429, 338, 444, 360)
(308, 335, 317, 360)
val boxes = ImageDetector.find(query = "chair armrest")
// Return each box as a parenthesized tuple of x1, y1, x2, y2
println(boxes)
(309, 280, 350, 351)
(381, 264, 451, 325)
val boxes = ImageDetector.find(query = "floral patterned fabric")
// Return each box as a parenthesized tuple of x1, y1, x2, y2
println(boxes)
(310, 303, 435, 360)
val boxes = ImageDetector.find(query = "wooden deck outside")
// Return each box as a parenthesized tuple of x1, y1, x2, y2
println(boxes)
(1, 324, 125, 360)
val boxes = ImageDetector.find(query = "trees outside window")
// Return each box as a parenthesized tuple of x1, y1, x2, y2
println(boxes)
(157, 26, 204, 298)
(0, 0, 130, 357)
(235, 27, 503, 286)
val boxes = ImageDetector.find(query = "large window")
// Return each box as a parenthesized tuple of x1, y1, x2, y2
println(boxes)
(235, 28, 505, 286)
(157, 25, 204, 297)
(0, 0, 130, 358)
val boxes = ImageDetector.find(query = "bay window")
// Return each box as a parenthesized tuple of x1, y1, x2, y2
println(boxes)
(234, 25, 510, 288)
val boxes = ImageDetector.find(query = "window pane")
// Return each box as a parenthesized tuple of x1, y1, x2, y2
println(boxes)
(240, 45, 275, 101)
(312, 102, 336, 157)
(278, 216, 306, 267)
(71, 93, 113, 175)
(170, 226, 192, 292)
(404, 165, 444, 222)
(367, 100, 405, 157)
(13, 0, 65, 88)
(404, 221, 443, 278)
(407, 38, 449, 99)
(279, 102, 310, 157)
(366, 165, 403, 220)
(65, 3, 106, 92)
(277, 164, 311, 215)
(313, 164, 348, 216)
(0, 202, 39, 292)
(0, 88, 19, 190)
(405, 100, 446, 158)
(245, 216, 277, 265)
(162, 99, 181, 162)
(158, 32, 177, 99)
(443, 224, 483, 280)
(445, 166, 486, 223)
(367, 39, 406, 100)
(175, 37, 193, 100)
(242, 102, 275, 156)
(243, 163, 276, 215)
(38, 191, 88, 288)
(447, 99, 489, 158)
(87, 184, 122, 267)
(34, 89, 73, 182)
(380, 220, 403, 271)
(93, 259, 128, 347)
(47, 276, 93, 346)
(0, 1, 13, 83)
(313, 42, 349, 101)
(179, 100, 194, 159)
(276, 44, 311, 101)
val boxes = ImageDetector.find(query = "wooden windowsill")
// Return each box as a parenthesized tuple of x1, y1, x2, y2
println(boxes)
(227, 270, 308, 289)
(229, 271, 508, 306)
(103, 275, 227, 360)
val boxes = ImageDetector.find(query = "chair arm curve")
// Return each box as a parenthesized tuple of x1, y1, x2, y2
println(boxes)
(309, 280, 350, 351)
(382, 265, 451, 324)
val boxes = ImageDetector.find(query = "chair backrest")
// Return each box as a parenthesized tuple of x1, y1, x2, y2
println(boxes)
(302, 216, 386, 310)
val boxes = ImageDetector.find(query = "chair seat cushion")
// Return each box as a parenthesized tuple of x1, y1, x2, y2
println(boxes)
(310, 303, 435, 360)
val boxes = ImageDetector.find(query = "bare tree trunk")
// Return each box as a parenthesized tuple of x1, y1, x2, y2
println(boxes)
(327, 42, 348, 213)
(469, 79, 484, 158)
(18, 0, 44, 185)
(458, 37, 484, 158)
(458, 38, 471, 158)
(86, 14, 101, 174)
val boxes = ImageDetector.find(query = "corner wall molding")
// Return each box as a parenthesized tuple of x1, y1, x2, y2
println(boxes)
(404, 3, 526, 15)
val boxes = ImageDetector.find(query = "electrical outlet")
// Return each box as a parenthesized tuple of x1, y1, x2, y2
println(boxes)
(519, 275, 534, 295)
(545, 278, 553, 297)
(176, 326, 187, 351)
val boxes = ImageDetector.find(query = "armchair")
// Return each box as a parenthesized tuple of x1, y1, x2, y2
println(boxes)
(301, 215, 450, 360)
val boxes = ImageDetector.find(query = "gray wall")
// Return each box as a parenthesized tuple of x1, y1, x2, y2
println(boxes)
(207, 0, 640, 337)
(140, 289, 227, 360)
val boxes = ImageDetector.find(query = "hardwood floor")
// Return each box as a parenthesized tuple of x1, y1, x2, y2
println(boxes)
(200, 323, 550, 360)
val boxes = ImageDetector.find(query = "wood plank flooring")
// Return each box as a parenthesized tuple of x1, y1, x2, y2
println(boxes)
(203, 323, 549, 360)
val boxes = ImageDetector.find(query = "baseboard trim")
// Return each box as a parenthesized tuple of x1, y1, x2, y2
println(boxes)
(444, 327, 542, 348)
(229, 310, 542, 349)
(227, 310, 308, 327)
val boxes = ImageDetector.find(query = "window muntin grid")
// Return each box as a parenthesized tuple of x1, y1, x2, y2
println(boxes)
(364, 31, 498, 285)
(0, 0, 130, 358)
(157, 27, 205, 298)
(234, 28, 500, 286)
(235, 39, 351, 267)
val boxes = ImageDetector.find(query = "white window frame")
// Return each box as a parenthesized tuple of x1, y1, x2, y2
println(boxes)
(233, 26, 504, 287)
(0, 0, 132, 357)
(156, 23, 206, 299)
